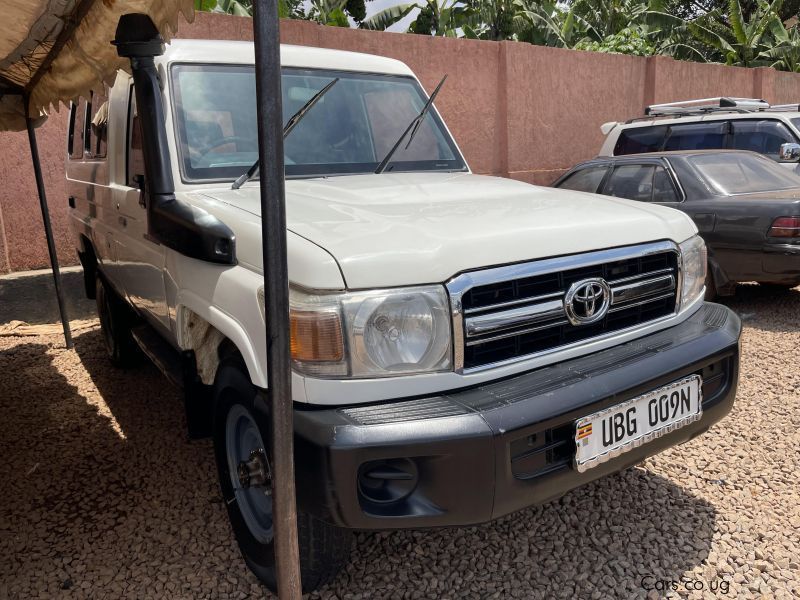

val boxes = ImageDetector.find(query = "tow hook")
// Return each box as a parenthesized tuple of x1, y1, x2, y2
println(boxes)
(237, 449, 271, 494)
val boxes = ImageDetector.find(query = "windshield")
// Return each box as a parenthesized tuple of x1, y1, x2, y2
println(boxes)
(170, 64, 466, 181)
(688, 152, 800, 195)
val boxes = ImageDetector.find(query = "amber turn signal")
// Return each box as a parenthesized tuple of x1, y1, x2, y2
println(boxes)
(290, 309, 344, 362)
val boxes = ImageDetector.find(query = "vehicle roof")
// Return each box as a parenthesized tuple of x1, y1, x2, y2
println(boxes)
(585, 149, 761, 162)
(158, 39, 415, 76)
(613, 110, 800, 131)
(569, 149, 773, 172)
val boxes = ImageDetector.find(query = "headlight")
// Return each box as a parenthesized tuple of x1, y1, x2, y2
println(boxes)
(679, 235, 707, 310)
(270, 285, 452, 378)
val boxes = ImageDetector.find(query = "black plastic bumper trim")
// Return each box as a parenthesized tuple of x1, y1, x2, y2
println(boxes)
(293, 303, 740, 530)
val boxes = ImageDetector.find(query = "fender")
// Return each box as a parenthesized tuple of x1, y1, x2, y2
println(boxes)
(175, 289, 266, 388)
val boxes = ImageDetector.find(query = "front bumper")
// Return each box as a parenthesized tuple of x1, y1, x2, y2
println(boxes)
(294, 303, 741, 530)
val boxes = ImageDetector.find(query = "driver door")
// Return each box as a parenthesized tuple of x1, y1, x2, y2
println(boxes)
(112, 84, 170, 334)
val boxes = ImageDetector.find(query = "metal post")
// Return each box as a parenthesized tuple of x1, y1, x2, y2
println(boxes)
(251, 2, 302, 598)
(24, 98, 73, 349)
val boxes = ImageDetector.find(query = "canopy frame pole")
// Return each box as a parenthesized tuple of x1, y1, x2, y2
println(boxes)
(252, 1, 302, 597)
(24, 94, 73, 349)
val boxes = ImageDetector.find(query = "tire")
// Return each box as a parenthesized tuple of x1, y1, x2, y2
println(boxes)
(212, 360, 351, 593)
(95, 273, 139, 367)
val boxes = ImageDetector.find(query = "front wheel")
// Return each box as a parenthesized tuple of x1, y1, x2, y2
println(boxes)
(212, 360, 351, 593)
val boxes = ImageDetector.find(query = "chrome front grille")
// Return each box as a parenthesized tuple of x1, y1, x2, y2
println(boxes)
(447, 241, 681, 372)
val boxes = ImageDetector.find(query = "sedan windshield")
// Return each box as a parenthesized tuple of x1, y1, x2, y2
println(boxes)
(689, 152, 800, 195)
(170, 64, 466, 181)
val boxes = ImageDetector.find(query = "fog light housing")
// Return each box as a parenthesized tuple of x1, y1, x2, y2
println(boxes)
(357, 458, 419, 505)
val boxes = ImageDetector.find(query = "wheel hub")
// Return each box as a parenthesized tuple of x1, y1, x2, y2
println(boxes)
(237, 448, 271, 491)
(226, 404, 274, 543)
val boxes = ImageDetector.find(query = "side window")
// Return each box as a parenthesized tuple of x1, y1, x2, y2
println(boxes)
(614, 126, 668, 155)
(730, 120, 796, 159)
(67, 100, 86, 159)
(86, 87, 109, 159)
(652, 166, 680, 202)
(127, 89, 145, 188)
(663, 122, 727, 151)
(556, 166, 608, 193)
(604, 164, 657, 202)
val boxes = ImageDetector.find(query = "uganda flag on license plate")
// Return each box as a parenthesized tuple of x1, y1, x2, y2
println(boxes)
(576, 423, 592, 440)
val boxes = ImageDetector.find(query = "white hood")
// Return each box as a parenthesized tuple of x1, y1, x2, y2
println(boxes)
(198, 172, 697, 289)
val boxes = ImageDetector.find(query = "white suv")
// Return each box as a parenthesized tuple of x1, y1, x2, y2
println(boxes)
(599, 97, 800, 167)
(66, 28, 742, 593)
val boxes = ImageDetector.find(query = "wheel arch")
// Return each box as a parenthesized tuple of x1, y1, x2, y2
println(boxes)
(175, 295, 267, 389)
(707, 247, 734, 296)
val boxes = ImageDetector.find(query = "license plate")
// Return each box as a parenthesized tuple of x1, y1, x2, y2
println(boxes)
(574, 375, 702, 473)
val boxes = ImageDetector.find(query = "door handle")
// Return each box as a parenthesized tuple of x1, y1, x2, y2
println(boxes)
(68, 196, 76, 208)
(118, 216, 127, 228)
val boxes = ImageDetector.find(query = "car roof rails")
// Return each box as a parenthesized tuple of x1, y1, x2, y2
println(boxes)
(766, 103, 800, 112)
(616, 97, 800, 128)
(644, 97, 770, 117)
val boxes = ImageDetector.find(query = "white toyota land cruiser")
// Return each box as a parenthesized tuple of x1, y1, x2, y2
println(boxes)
(66, 29, 741, 593)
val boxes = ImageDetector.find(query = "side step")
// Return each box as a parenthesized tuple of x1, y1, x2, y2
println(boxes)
(131, 323, 214, 439)
(131, 325, 184, 388)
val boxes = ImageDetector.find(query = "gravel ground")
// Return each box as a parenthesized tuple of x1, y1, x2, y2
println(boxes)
(1, 285, 799, 599)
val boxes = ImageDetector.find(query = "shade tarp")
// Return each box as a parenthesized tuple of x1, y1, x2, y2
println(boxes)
(0, 0, 194, 132)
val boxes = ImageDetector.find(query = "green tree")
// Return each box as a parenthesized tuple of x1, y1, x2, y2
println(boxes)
(664, 0, 800, 20)
(575, 26, 657, 55)
(511, 0, 701, 59)
(194, 0, 370, 25)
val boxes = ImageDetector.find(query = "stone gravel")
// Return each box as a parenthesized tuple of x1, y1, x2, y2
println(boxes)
(1, 284, 799, 599)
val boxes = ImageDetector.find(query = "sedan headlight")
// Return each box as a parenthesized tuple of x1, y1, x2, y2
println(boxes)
(275, 285, 452, 378)
(679, 234, 707, 310)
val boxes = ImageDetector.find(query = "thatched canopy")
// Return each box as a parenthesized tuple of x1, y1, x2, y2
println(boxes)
(0, 0, 193, 131)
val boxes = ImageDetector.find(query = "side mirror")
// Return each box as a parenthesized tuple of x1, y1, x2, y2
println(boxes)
(779, 142, 800, 162)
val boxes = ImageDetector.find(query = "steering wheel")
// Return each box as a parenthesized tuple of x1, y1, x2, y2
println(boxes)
(197, 136, 254, 159)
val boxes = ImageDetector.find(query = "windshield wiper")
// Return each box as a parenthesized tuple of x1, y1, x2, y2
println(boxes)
(232, 77, 339, 190)
(374, 74, 447, 175)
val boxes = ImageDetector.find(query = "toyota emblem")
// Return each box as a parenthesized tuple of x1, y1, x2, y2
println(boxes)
(564, 278, 612, 326)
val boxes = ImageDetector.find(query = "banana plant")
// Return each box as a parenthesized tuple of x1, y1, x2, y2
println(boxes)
(195, 0, 363, 24)
(510, 0, 600, 47)
(360, 3, 418, 31)
(459, 0, 517, 41)
(194, 0, 252, 16)
(759, 17, 800, 71)
(687, 0, 785, 66)
(307, 0, 350, 27)
(407, 0, 469, 36)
